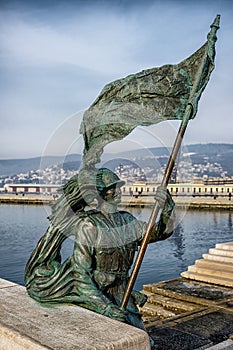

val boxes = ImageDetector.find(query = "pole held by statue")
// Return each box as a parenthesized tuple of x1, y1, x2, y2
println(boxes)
(121, 14, 220, 310)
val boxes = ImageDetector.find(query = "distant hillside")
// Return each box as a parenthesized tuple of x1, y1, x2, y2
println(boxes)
(114, 143, 233, 159)
(104, 143, 233, 177)
(0, 143, 232, 177)
(0, 154, 81, 177)
(186, 143, 233, 176)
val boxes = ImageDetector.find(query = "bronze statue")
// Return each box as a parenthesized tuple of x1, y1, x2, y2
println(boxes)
(25, 16, 219, 349)
(25, 167, 174, 335)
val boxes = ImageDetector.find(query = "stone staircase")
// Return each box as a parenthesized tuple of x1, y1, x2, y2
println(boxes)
(181, 242, 233, 287)
(140, 242, 233, 324)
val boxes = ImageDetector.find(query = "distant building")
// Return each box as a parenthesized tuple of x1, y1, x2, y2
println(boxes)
(4, 184, 60, 194)
(4, 178, 233, 198)
(121, 179, 233, 197)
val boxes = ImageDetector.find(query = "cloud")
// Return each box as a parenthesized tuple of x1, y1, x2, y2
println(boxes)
(0, 0, 233, 158)
(0, 6, 144, 76)
(1, 1, 226, 75)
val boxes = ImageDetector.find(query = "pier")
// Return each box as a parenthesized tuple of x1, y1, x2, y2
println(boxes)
(0, 194, 55, 205)
(0, 193, 233, 209)
(121, 195, 233, 210)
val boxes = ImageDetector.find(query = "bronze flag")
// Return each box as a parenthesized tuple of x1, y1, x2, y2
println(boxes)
(80, 16, 219, 167)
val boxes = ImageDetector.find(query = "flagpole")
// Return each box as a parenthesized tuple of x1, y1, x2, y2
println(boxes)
(121, 14, 220, 310)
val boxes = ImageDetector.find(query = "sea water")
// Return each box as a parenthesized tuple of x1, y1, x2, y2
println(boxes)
(0, 204, 232, 290)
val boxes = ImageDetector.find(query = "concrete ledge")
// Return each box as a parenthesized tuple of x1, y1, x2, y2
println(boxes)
(1, 194, 233, 209)
(206, 339, 233, 349)
(0, 278, 150, 350)
(120, 196, 233, 210)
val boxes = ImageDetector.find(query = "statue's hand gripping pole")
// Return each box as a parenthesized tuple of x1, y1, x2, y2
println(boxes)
(121, 14, 220, 310)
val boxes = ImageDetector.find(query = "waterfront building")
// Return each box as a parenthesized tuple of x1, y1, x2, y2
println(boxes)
(3, 178, 233, 198)
(4, 183, 60, 195)
(121, 179, 233, 198)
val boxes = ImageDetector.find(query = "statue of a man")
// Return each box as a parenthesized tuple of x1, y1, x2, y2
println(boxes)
(25, 167, 174, 344)
(24, 16, 220, 348)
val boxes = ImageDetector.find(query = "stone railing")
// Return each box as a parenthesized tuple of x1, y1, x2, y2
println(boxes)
(0, 278, 150, 350)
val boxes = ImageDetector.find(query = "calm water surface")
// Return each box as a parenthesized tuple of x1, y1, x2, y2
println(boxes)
(0, 204, 232, 290)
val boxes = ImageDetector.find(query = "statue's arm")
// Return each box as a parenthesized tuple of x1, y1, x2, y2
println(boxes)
(137, 187, 175, 244)
(149, 186, 175, 242)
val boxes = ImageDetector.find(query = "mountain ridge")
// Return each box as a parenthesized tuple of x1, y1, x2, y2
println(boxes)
(0, 143, 232, 177)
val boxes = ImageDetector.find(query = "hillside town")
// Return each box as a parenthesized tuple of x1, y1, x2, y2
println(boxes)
(0, 156, 232, 196)
(0, 159, 228, 187)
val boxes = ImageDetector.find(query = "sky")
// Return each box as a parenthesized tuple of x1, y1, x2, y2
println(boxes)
(0, 0, 232, 159)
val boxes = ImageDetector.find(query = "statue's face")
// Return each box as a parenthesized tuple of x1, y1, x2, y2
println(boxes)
(104, 185, 122, 205)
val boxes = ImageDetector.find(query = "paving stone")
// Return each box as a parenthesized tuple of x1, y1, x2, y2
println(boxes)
(148, 326, 211, 350)
(147, 310, 233, 350)
(173, 310, 233, 343)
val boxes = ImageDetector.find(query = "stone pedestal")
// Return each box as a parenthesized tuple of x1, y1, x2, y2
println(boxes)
(0, 278, 150, 350)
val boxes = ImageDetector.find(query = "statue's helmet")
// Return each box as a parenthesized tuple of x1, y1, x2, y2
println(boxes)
(96, 168, 125, 195)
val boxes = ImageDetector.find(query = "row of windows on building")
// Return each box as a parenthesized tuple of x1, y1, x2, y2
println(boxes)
(4, 184, 233, 195)
(121, 185, 233, 195)
(5, 185, 59, 194)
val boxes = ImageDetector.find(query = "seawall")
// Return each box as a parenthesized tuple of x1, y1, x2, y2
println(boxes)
(0, 194, 53, 205)
(121, 195, 233, 210)
(0, 194, 233, 209)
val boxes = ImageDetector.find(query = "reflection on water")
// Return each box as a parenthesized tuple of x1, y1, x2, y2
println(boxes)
(0, 204, 232, 291)
(229, 213, 232, 228)
(170, 223, 186, 264)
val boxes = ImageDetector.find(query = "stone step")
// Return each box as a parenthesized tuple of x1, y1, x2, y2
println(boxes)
(216, 242, 233, 251)
(140, 302, 176, 319)
(188, 265, 233, 280)
(209, 248, 233, 258)
(142, 290, 199, 313)
(203, 253, 233, 264)
(195, 259, 233, 271)
(181, 271, 233, 287)
(143, 283, 210, 306)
